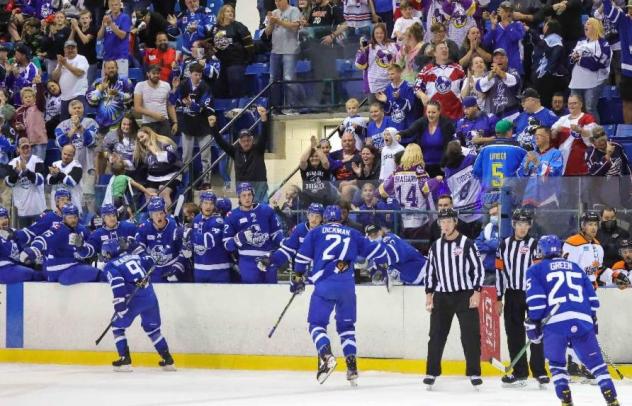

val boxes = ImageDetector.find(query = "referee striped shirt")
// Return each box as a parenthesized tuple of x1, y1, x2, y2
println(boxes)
(495, 236, 537, 299)
(426, 234, 484, 293)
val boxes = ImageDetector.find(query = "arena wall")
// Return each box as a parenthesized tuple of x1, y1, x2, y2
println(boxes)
(1, 283, 631, 374)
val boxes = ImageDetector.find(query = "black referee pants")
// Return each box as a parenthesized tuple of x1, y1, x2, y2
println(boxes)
(426, 291, 481, 377)
(503, 289, 547, 378)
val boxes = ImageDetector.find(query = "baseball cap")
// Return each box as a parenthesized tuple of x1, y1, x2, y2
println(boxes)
(499, 1, 514, 10)
(14, 43, 31, 58)
(518, 88, 541, 100)
(492, 48, 507, 56)
(495, 119, 513, 134)
(238, 128, 253, 138)
(364, 224, 380, 235)
(462, 96, 478, 108)
(64, 40, 77, 47)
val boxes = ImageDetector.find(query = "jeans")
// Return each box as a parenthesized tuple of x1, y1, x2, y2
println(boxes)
(31, 144, 46, 162)
(211, 144, 231, 184)
(269, 53, 300, 109)
(181, 132, 212, 185)
(571, 81, 606, 123)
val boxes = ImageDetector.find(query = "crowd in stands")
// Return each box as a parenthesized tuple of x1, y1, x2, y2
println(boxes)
(0, 0, 630, 285)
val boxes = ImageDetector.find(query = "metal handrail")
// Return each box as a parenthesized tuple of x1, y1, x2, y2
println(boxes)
(135, 82, 274, 215)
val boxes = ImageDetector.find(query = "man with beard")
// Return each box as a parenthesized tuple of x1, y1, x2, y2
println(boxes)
(166, 0, 216, 57)
(475, 48, 521, 119)
(143, 32, 177, 82)
(85, 60, 134, 178)
(134, 65, 177, 137)
(455, 96, 498, 151)
(596, 207, 630, 268)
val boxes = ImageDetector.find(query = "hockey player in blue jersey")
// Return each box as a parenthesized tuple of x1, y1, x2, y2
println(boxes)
(0, 207, 40, 283)
(365, 224, 426, 286)
(87, 204, 137, 264)
(186, 191, 232, 283)
(134, 197, 185, 283)
(525, 235, 620, 406)
(294, 205, 384, 386)
(223, 182, 283, 284)
(20, 204, 100, 285)
(15, 188, 71, 246)
(101, 238, 175, 372)
(256, 203, 324, 275)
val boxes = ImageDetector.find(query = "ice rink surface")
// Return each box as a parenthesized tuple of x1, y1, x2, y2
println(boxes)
(1, 363, 631, 406)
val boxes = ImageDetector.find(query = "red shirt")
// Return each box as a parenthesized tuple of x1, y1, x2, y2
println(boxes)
(551, 112, 596, 176)
(144, 47, 177, 82)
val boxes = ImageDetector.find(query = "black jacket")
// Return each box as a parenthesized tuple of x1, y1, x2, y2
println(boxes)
(212, 121, 269, 182)
(597, 226, 630, 268)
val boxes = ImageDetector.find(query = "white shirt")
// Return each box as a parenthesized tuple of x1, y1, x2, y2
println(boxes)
(5, 154, 47, 217)
(134, 80, 171, 123)
(59, 54, 89, 101)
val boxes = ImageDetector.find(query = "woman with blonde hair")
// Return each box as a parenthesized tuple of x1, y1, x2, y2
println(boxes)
(379, 142, 448, 252)
(134, 126, 181, 208)
(569, 17, 612, 122)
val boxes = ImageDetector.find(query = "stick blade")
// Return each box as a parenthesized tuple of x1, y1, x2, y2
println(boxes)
(489, 357, 507, 373)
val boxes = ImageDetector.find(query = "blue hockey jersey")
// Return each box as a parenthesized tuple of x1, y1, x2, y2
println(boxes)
(104, 253, 157, 313)
(31, 222, 94, 272)
(295, 223, 382, 283)
(223, 203, 284, 259)
(269, 222, 312, 268)
(134, 216, 184, 273)
(383, 80, 417, 133)
(455, 112, 498, 150)
(366, 116, 395, 151)
(376, 233, 425, 268)
(15, 210, 62, 246)
(0, 231, 22, 268)
(167, 7, 216, 56)
(87, 220, 137, 256)
(191, 213, 231, 272)
(473, 139, 527, 190)
(514, 107, 559, 149)
(526, 258, 599, 336)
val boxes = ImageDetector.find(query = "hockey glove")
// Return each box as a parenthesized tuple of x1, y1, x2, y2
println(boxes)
(69, 232, 84, 247)
(256, 255, 271, 272)
(0, 228, 15, 241)
(370, 264, 387, 285)
(20, 248, 38, 264)
(290, 272, 306, 295)
(612, 270, 631, 290)
(234, 228, 253, 248)
(524, 318, 543, 344)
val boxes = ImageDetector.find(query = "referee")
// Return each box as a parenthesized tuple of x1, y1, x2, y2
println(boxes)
(495, 208, 549, 387)
(424, 208, 484, 389)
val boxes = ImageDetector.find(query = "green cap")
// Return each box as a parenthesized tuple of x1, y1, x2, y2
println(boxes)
(495, 119, 513, 134)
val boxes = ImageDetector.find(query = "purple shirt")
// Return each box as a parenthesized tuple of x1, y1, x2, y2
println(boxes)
(420, 126, 444, 166)
(103, 12, 132, 60)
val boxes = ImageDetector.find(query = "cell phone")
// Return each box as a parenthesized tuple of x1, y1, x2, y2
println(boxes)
(360, 37, 368, 47)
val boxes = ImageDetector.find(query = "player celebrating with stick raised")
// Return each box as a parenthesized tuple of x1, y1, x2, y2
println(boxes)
(424, 208, 485, 390)
(525, 235, 620, 406)
(294, 205, 384, 386)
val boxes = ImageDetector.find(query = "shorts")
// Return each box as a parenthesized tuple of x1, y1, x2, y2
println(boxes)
(620, 74, 632, 101)
(145, 177, 181, 191)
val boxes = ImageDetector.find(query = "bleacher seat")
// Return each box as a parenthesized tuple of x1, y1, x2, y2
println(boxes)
(213, 98, 240, 129)
(295, 60, 312, 75)
(128, 67, 144, 83)
(615, 124, 632, 140)
(98, 174, 112, 186)
(603, 124, 617, 138)
(602, 86, 620, 99)
(245, 63, 270, 95)
(598, 95, 623, 125)
(622, 142, 632, 162)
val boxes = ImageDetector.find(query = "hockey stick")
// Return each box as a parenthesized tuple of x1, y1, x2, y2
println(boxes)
(489, 303, 561, 374)
(268, 291, 299, 338)
(95, 265, 157, 345)
(599, 345, 627, 380)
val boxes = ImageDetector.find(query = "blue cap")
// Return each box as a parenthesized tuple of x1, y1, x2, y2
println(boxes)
(216, 198, 232, 214)
(200, 191, 217, 203)
(102, 238, 121, 260)
(537, 235, 563, 259)
(147, 196, 165, 213)
(236, 182, 254, 196)
(100, 203, 117, 217)
(62, 203, 79, 216)
(55, 189, 71, 201)
(0, 207, 8, 218)
(307, 203, 324, 216)
(323, 205, 342, 223)
(462, 96, 478, 108)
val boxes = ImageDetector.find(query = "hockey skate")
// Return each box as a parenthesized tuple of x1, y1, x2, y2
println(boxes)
(560, 388, 573, 406)
(423, 375, 436, 391)
(567, 355, 583, 383)
(501, 374, 527, 388)
(470, 375, 483, 391)
(536, 375, 550, 390)
(112, 347, 132, 372)
(345, 355, 358, 387)
(604, 388, 620, 405)
(316, 345, 337, 384)
(579, 365, 596, 385)
(159, 350, 176, 371)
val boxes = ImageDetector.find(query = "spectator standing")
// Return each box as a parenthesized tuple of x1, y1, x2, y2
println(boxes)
(414, 42, 465, 121)
(342, 0, 377, 41)
(46, 144, 83, 213)
(551, 94, 596, 176)
(530, 19, 570, 108)
(265, 0, 302, 114)
(174, 39, 221, 83)
(210, 106, 271, 201)
(13, 81, 47, 161)
(416, 23, 460, 67)
(603, 0, 632, 123)
(597, 207, 631, 268)
(97, 0, 132, 78)
(104, 112, 139, 176)
(373, 0, 394, 35)
(569, 18, 612, 123)
(169, 63, 215, 189)
(544, 0, 584, 53)
(134, 10, 170, 50)
(483, 2, 526, 75)
(299, 135, 335, 206)
(44, 80, 62, 139)
(366, 102, 395, 149)
(476, 48, 521, 119)
(51, 40, 89, 121)
(475, 203, 500, 284)
(5, 137, 46, 227)
(144, 32, 177, 82)
(423, 208, 484, 390)
(460, 55, 488, 110)
(5, 43, 38, 105)
(166, 0, 216, 57)
(397, 23, 423, 84)
(41, 12, 71, 75)
(379, 127, 404, 181)
(210, 4, 255, 98)
(352, 145, 381, 182)
(513, 88, 559, 150)
(69, 10, 98, 86)
(398, 100, 456, 177)
(456, 96, 498, 151)
(355, 22, 400, 96)
(55, 100, 99, 177)
(133, 65, 177, 137)
(391, 1, 421, 44)
(375, 64, 417, 134)
(459, 26, 492, 70)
